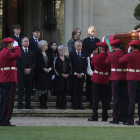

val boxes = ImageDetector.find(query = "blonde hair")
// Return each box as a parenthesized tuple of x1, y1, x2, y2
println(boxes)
(72, 28, 81, 39)
(88, 26, 96, 34)
(38, 40, 48, 50)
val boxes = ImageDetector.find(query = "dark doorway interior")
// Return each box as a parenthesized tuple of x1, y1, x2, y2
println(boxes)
(3, 0, 24, 38)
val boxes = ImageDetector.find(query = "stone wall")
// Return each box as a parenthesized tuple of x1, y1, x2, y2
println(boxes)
(23, 0, 140, 55)
(64, 0, 140, 45)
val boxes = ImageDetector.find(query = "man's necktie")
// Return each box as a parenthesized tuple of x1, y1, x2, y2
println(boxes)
(78, 52, 81, 62)
(35, 39, 38, 44)
(25, 49, 28, 62)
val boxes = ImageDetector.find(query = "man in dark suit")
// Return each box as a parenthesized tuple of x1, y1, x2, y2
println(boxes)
(16, 37, 36, 109)
(10, 24, 22, 47)
(29, 27, 41, 95)
(29, 27, 41, 54)
(69, 40, 87, 110)
(82, 26, 100, 108)
(82, 26, 100, 57)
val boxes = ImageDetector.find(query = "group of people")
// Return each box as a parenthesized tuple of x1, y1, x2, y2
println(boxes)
(0, 24, 140, 126)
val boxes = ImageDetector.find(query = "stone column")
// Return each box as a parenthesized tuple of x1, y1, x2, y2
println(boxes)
(64, 0, 75, 45)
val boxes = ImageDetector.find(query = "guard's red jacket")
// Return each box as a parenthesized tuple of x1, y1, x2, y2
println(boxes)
(91, 52, 110, 84)
(0, 46, 21, 83)
(105, 50, 127, 81)
(119, 50, 140, 81)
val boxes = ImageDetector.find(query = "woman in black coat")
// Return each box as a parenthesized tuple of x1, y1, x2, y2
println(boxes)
(35, 40, 53, 109)
(47, 41, 58, 95)
(54, 45, 72, 109)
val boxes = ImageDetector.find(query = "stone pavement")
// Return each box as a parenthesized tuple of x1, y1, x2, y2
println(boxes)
(11, 117, 140, 127)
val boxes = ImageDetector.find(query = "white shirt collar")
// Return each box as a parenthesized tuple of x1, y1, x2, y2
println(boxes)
(90, 36, 95, 39)
(33, 36, 38, 40)
(22, 46, 28, 52)
(15, 34, 19, 38)
(75, 50, 81, 54)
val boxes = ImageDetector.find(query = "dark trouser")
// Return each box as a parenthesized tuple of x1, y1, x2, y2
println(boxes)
(107, 80, 112, 110)
(18, 76, 32, 107)
(56, 90, 67, 109)
(52, 79, 56, 96)
(112, 81, 129, 122)
(92, 82, 108, 120)
(86, 74, 92, 107)
(39, 94, 47, 108)
(72, 75, 85, 108)
(0, 82, 16, 126)
(128, 81, 140, 124)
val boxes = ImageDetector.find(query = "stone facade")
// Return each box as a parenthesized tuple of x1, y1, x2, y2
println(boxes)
(65, 0, 140, 44)
(23, 0, 140, 54)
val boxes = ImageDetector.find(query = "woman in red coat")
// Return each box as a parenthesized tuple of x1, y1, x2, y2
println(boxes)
(0, 38, 21, 126)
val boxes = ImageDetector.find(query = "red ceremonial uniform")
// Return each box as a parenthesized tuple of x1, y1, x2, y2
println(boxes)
(0, 46, 21, 83)
(105, 49, 127, 81)
(119, 50, 140, 81)
(91, 52, 110, 84)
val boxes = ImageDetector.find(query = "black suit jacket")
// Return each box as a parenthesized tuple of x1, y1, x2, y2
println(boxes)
(82, 37, 100, 57)
(16, 48, 36, 77)
(29, 37, 41, 54)
(10, 34, 22, 48)
(69, 50, 87, 75)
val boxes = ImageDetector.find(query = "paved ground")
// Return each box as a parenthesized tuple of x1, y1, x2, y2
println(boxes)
(11, 117, 140, 127)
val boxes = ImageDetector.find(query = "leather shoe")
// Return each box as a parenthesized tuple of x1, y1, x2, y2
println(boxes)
(26, 106, 34, 109)
(135, 120, 139, 124)
(7, 122, 16, 126)
(123, 121, 127, 124)
(124, 122, 134, 125)
(7, 124, 16, 126)
(88, 117, 98, 121)
(110, 120, 119, 124)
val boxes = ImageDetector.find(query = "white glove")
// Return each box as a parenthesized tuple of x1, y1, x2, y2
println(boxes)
(128, 46, 131, 53)
(13, 41, 19, 47)
(90, 54, 93, 58)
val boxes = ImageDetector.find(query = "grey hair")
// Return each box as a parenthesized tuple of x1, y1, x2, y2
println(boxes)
(58, 45, 65, 52)
(38, 40, 48, 50)
(75, 40, 82, 46)
(21, 37, 29, 42)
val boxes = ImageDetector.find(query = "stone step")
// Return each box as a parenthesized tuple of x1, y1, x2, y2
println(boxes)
(13, 101, 138, 109)
(14, 95, 88, 102)
(12, 109, 139, 117)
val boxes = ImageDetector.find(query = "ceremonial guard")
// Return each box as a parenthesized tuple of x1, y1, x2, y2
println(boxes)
(105, 39, 129, 124)
(119, 40, 140, 125)
(88, 42, 110, 121)
(0, 38, 21, 126)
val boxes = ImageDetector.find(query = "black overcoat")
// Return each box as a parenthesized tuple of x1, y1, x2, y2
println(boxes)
(54, 56, 72, 93)
(35, 50, 53, 90)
